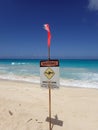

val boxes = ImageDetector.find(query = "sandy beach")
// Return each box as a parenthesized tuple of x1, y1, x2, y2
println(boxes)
(0, 80, 98, 130)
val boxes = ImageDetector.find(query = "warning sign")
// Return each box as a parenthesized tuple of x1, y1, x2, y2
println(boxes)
(40, 60, 59, 67)
(40, 60, 59, 88)
(44, 68, 55, 79)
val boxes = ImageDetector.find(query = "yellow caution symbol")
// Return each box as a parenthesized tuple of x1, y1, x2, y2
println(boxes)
(44, 68, 55, 79)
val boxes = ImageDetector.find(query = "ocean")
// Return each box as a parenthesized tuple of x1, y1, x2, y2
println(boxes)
(0, 59, 98, 89)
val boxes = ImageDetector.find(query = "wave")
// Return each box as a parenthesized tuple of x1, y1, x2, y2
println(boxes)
(0, 73, 98, 89)
(0, 74, 40, 84)
(60, 78, 98, 89)
(0, 67, 8, 70)
(11, 62, 26, 65)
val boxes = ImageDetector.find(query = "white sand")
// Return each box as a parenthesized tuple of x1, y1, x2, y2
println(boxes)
(0, 79, 98, 130)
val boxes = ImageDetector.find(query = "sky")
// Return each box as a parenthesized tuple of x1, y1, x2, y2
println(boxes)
(0, 0, 98, 59)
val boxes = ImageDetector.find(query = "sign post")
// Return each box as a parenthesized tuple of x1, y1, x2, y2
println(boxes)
(49, 81, 51, 130)
(40, 24, 59, 130)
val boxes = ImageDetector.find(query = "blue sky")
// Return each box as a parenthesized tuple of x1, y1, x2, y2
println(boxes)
(0, 0, 98, 59)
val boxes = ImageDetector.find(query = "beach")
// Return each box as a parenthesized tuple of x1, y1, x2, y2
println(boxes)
(0, 79, 98, 130)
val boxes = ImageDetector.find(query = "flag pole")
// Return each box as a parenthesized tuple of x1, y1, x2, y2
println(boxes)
(48, 47, 50, 60)
(44, 24, 52, 130)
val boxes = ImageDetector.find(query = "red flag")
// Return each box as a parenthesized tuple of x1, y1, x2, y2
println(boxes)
(44, 24, 51, 48)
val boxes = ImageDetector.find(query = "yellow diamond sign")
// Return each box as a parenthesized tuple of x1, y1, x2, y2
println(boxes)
(44, 68, 55, 79)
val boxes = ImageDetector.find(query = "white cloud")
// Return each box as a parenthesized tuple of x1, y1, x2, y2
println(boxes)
(88, 0, 98, 10)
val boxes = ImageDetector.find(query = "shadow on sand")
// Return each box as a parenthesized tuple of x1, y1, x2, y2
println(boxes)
(46, 114, 63, 130)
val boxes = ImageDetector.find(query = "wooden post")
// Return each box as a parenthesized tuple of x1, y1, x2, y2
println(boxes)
(48, 81, 51, 130)
(48, 46, 51, 130)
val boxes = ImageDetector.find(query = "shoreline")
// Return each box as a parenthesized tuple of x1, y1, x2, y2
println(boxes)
(0, 78, 98, 90)
(0, 79, 98, 130)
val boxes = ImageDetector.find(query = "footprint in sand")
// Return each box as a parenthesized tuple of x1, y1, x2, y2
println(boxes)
(36, 121, 43, 130)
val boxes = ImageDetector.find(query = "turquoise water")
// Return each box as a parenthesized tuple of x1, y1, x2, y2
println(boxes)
(0, 59, 98, 88)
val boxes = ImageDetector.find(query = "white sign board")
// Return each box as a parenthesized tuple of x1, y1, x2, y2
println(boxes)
(40, 60, 59, 88)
